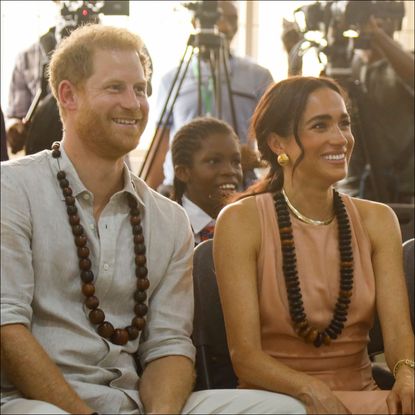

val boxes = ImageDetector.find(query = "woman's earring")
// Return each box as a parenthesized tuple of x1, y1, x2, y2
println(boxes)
(277, 153, 289, 166)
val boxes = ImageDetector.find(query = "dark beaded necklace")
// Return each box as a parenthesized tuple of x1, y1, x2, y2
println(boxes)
(273, 189, 353, 347)
(51, 141, 149, 346)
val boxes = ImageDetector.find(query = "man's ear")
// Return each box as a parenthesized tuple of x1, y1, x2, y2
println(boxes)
(174, 165, 191, 183)
(58, 80, 79, 112)
(267, 132, 286, 155)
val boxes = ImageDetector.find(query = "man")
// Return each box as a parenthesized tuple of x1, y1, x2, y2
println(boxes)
(5, 1, 151, 157)
(1, 24, 305, 414)
(344, 14, 414, 203)
(5, 23, 57, 154)
(153, 0, 273, 194)
(5, 1, 100, 155)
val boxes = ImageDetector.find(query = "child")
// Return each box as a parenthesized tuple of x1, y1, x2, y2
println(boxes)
(172, 117, 243, 244)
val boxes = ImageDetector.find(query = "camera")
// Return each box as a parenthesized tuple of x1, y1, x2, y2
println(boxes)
(59, 1, 130, 38)
(297, 1, 404, 34)
(337, 0, 405, 30)
(293, 1, 405, 77)
(183, 0, 221, 30)
(332, 0, 405, 48)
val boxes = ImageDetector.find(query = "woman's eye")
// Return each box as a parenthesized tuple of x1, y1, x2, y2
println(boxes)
(340, 119, 351, 129)
(312, 123, 326, 130)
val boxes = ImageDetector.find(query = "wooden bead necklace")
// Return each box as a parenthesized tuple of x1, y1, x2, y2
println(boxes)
(51, 142, 149, 346)
(273, 189, 353, 347)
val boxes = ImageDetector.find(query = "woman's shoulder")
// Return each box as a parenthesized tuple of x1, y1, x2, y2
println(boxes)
(346, 195, 396, 221)
(219, 195, 258, 222)
(217, 194, 269, 237)
(215, 195, 264, 251)
(345, 195, 400, 241)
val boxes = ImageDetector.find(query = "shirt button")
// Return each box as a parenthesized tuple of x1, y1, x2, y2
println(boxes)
(90, 224, 95, 230)
(103, 263, 109, 271)
(83, 193, 90, 201)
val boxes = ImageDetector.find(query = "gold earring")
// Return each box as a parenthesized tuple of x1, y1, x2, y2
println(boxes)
(277, 153, 289, 166)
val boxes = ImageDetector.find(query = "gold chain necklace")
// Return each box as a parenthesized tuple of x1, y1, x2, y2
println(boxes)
(282, 189, 335, 226)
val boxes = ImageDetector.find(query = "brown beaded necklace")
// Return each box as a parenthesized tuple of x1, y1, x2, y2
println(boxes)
(273, 189, 353, 347)
(51, 141, 149, 346)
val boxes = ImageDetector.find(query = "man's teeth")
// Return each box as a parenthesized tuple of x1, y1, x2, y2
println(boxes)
(323, 154, 345, 161)
(218, 184, 236, 190)
(113, 118, 137, 125)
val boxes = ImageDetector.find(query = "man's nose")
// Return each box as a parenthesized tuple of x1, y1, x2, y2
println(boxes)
(121, 88, 141, 110)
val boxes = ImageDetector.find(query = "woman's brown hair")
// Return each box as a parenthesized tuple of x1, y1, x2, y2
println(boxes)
(238, 76, 347, 198)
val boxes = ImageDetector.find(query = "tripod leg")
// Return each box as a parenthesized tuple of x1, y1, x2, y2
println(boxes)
(221, 43, 238, 137)
(156, 42, 192, 132)
(207, 50, 217, 117)
(215, 48, 222, 118)
(197, 50, 202, 116)
(139, 40, 196, 183)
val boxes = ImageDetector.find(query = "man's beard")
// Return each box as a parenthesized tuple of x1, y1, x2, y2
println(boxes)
(75, 104, 140, 160)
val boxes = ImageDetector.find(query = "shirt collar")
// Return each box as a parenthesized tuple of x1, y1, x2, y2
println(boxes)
(182, 195, 214, 234)
(50, 143, 144, 207)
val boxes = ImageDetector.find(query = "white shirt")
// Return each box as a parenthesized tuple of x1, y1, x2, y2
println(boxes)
(1, 147, 195, 413)
(182, 195, 215, 245)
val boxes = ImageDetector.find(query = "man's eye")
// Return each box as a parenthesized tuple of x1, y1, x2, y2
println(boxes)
(312, 123, 326, 130)
(134, 87, 146, 96)
(108, 84, 121, 91)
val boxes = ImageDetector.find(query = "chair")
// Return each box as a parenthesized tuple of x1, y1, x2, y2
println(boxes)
(192, 239, 414, 391)
(403, 238, 414, 329)
(367, 238, 414, 388)
(192, 239, 237, 390)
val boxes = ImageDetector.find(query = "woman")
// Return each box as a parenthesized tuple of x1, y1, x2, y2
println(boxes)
(172, 117, 242, 244)
(213, 77, 414, 414)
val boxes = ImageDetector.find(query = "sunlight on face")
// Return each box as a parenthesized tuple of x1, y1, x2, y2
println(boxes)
(73, 48, 149, 160)
(185, 133, 242, 217)
(287, 88, 354, 187)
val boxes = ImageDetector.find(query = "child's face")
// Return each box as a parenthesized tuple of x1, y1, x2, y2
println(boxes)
(185, 132, 243, 218)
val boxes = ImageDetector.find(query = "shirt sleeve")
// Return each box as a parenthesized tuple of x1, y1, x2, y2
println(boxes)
(138, 204, 196, 367)
(254, 67, 274, 101)
(6, 51, 35, 119)
(1, 164, 34, 327)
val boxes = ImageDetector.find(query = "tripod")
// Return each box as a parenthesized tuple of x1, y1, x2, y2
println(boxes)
(139, 28, 237, 183)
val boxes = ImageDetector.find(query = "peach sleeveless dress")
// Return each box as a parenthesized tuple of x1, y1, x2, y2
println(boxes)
(241, 192, 390, 414)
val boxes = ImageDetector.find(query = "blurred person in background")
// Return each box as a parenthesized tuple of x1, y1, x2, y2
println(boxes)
(5, 0, 152, 160)
(5, 1, 99, 155)
(343, 12, 414, 203)
(154, 0, 273, 196)
(1, 108, 9, 162)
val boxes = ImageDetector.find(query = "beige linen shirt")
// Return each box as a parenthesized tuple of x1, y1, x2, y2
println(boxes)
(1, 146, 195, 413)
